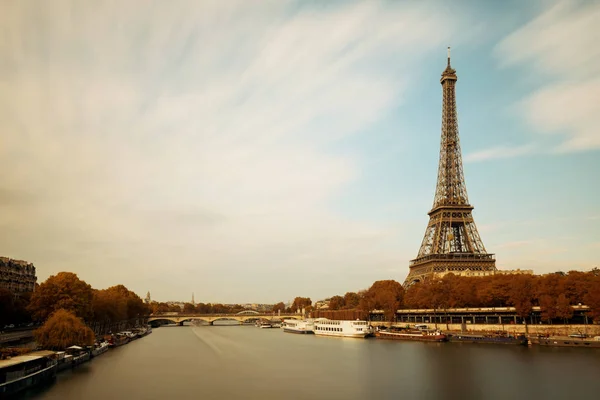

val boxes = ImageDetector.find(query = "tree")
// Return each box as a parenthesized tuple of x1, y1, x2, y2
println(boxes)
(92, 285, 149, 324)
(272, 302, 285, 313)
(584, 277, 600, 323)
(555, 294, 573, 323)
(538, 295, 557, 323)
(183, 303, 195, 313)
(34, 309, 95, 350)
(343, 292, 361, 309)
(508, 275, 535, 320)
(361, 280, 404, 323)
(328, 296, 345, 310)
(195, 303, 210, 313)
(28, 272, 93, 322)
(291, 297, 312, 312)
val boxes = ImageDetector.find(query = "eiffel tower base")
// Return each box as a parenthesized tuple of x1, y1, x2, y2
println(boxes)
(403, 253, 496, 287)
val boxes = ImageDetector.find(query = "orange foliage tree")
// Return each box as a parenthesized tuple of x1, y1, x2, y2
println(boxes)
(28, 272, 93, 322)
(584, 275, 600, 322)
(328, 296, 344, 310)
(360, 280, 404, 323)
(343, 292, 361, 309)
(34, 309, 95, 350)
(290, 297, 312, 312)
(92, 285, 148, 323)
(402, 270, 599, 322)
(272, 302, 286, 313)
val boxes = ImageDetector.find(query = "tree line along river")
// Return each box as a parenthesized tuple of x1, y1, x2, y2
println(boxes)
(21, 323, 600, 400)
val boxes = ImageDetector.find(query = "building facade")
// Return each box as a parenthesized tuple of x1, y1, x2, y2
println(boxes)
(0, 256, 37, 293)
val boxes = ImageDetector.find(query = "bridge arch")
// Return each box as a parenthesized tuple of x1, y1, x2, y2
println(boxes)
(236, 310, 260, 315)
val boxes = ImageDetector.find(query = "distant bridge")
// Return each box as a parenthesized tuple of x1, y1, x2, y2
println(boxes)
(147, 313, 303, 325)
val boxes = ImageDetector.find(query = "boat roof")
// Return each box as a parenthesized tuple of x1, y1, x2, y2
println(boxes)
(0, 351, 55, 369)
(66, 345, 83, 350)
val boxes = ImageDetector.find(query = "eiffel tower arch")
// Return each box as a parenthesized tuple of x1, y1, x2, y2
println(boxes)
(403, 48, 496, 287)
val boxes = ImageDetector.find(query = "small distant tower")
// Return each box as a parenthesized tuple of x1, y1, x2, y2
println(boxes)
(145, 291, 151, 304)
(191, 292, 195, 306)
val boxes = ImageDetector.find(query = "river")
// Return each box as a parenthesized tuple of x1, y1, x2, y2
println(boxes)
(23, 324, 600, 400)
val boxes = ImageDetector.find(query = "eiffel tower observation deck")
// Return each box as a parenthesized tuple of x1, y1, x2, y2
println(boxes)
(403, 48, 496, 287)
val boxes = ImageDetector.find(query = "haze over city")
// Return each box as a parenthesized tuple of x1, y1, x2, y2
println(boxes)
(1, 0, 598, 303)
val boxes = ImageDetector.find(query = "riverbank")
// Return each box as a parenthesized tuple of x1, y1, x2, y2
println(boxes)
(0, 326, 152, 397)
(370, 321, 600, 337)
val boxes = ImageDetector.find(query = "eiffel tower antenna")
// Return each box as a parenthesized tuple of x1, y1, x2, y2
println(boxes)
(403, 49, 496, 287)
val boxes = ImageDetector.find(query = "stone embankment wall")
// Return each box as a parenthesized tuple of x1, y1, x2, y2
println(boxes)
(371, 321, 600, 336)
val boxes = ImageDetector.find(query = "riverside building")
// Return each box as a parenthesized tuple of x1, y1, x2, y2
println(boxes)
(0, 256, 37, 293)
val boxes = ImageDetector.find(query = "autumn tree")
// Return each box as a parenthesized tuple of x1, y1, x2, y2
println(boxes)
(92, 285, 149, 323)
(562, 271, 592, 305)
(28, 272, 93, 322)
(508, 275, 536, 320)
(183, 303, 195, 313)
(272, 302, 285, 313)
(476, 275, 511, 307)
(361, 280, 404, 323)
(555, 293, 573, 323)
(584, 276, 600, 323)
(343, 292, 361, 309)
(291, 297, 312, 312)
(151, 302, 170, 314)
(328, 296, 344, 310)
(195, 303, 210, 313)
(35, 309, 95, 350)
(538, 295, 557, 322)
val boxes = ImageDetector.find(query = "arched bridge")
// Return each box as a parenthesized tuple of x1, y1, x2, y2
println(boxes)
(148, 313, 303, 325)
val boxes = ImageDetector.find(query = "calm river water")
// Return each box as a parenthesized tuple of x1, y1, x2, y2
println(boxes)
(23, 324, 600, 400)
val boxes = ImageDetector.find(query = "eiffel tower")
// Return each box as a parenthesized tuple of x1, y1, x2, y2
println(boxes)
(403, 48, 496, 287)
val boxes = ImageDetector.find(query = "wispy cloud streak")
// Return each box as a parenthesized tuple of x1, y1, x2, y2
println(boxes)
(0, 0, 459, 301)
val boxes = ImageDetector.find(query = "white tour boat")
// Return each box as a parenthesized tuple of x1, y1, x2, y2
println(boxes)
(282, 319, 315, 334)
(313, 319, 373, 338)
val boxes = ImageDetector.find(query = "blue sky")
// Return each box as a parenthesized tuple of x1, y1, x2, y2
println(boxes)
(0, 1, 598, 303)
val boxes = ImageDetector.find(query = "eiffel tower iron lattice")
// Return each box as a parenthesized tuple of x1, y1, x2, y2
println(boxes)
(403, 48, 496, 287)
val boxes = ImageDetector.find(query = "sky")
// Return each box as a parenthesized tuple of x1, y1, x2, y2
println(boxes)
(1, 0, 599, 304)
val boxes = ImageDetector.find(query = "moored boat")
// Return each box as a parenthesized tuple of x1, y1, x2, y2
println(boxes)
(282, 319, 315, 334)
(259, 322, 272, 329)
(106, 333, 129, 348)
(530, 335, 600, 348)
(0, 350, 58, 397)
(69, 346, 90, 367)
(447, 332, 527, 345)
(90, 341, 109, 357)
(135, 326, 152, 338)
(375, 327, 447, 342)
(313, 319, 372, 338)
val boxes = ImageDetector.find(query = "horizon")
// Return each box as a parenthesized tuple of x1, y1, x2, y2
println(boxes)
(1, 1, 599, 304)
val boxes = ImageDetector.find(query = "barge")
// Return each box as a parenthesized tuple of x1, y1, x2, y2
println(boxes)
(375, 327, 447, 342)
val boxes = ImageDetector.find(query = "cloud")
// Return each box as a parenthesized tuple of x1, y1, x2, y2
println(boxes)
(464, 144, 535, 163)
(493, 240, 536, 250)
(0, 1, 459, 301)
(468, 1, 600, 161)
